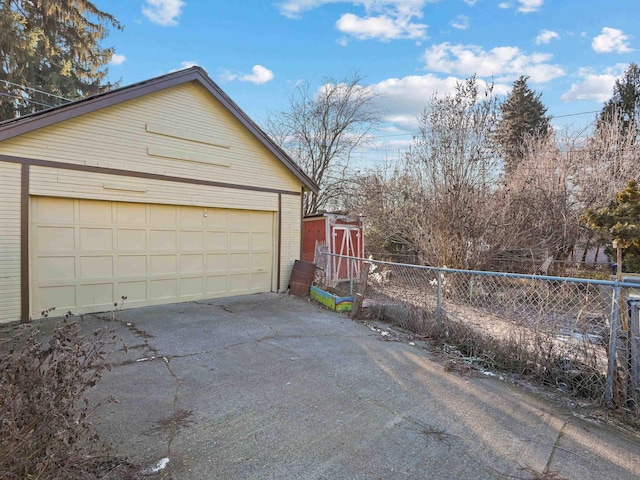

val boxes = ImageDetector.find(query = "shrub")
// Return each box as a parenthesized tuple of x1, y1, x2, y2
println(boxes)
(0, 319, 124, 479)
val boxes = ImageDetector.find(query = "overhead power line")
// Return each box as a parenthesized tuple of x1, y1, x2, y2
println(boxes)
(1, 79, 73, 102)
(0, 91, 54, 108)
(374, 109, 604, 139)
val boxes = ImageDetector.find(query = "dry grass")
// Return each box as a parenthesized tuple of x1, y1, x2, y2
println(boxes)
(371, 302, 608, 402)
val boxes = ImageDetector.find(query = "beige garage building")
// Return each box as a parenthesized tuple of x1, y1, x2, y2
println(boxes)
(0, 67, 317, 323)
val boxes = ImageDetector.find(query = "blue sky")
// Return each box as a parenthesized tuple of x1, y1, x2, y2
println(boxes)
(97, 0, 638, 161)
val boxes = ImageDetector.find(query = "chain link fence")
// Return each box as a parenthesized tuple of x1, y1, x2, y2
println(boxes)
(316, 253, 640, 419)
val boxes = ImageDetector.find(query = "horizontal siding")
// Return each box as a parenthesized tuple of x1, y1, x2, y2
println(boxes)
(0, 82, 302, 192)
(279, 194, 302, 292)
(30, 166, 279, 212)
(0, 162, 21, 323)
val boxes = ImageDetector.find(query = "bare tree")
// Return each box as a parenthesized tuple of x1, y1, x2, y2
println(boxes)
(266, 73, 380, 215)
(404, 77, 503, 269)
(352, 77, 505, 269)
(572, 114, 639, 262)
(498, 132, 582, 269)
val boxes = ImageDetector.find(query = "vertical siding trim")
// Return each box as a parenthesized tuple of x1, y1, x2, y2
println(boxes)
(300, 187, 304, 259)
(277, 193, 282, 291)
(20, 163, 29, 322)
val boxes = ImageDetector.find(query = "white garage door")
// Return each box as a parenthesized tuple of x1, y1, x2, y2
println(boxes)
(31, 197, 274, 316)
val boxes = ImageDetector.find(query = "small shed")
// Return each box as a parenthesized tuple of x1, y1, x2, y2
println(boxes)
(302, 213, 364, 280)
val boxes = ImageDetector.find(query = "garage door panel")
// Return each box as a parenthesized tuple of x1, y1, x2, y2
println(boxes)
(180, 231, 203, 250)
(181, 254, 204, 273)
(80, 256, 113, 278)
(206, 275, 227, 294)
(79, 200, 113, 224)
(150, 279, 177, 299)
(118, 255, 147, 276)
(150, 255, 177, 274)
(32, 197, 274, 316)
(117, 281, 147, 301)
(205, 209, 228, 229)
(207, 253, 227, 271)
(251, 272, 271, 289)
(35, 197, 74, 223)
(37, 226, 75, 251)
(180, 277, 204, 296)
(229, 253, 250, 270)
(116, 203, 146, 224)
(117, 229, 146, 250)
(252, 232, 272, 250)
(180, 207, 204, 228)
(39, 285, 76, 311)
(38, 256, 75, 281)
(79, 228, 113, 251)
(229, 232, 250, 250)
(150, 205, 177, 227)
(252, 212, 273, 230)
(230, 211, 251, 229)
(78, 283, 113, 307)
(150, 230, 177, 250)
(206, 232, 227, 250)
(252, 253, 272, 270)
(229, 273, 250, 291)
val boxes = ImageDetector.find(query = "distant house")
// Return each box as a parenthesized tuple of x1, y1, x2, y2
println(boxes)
(0, 67, 317, 323)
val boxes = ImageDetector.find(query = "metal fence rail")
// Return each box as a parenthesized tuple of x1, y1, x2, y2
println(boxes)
(317, 253, 640, 417)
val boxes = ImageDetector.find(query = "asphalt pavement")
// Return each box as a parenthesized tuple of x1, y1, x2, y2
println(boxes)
(26, 293, 640, 479)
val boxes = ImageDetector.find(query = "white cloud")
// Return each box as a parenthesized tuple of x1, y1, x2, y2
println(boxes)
(592, 27, 633, 54)
(561, 65, 626, 103)
(517, 0, 543, 13)
(497, 0, 543, 12)
(450, 15, 469, 30)
(462, 0, 477, 5)
(536, 29, 559, 45)
(217, 69, 237, 83)
(142, 0, 185, 26)
(336, 13, 426, 40)
(276, 0, 435, 19)
(276, 1, 433, 41)
(370, 74, 509, 131)
(423, 42, 565, 83)
(169, 61, 198, 73)
(239, 65, 274, 84)
(109, 53, 126, 65)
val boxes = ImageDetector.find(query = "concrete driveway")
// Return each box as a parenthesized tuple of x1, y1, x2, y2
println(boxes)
(38, 294, 640, 478)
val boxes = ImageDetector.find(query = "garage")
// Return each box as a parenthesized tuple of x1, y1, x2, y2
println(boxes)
(0, 67, 317, 323)
(31, 197, 275, 315)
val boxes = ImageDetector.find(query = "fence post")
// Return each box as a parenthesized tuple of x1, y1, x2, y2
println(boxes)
(630, 302, 640, 408)
(436, 269, 442, 324)
(606, 281, 621, 406)
(349, 256, 354, 294)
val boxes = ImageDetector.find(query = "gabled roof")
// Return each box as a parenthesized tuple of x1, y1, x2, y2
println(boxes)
(0, 67, 318, 194)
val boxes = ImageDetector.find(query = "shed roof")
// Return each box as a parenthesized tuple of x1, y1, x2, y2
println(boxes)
(0, 67, 318, 194)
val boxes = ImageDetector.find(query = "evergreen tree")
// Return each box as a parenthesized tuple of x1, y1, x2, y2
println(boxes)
(497, 76, 550, 176)
(598, 63, 640, 139)
(0, 0, 122, 120)
(582, 179, 640, 272)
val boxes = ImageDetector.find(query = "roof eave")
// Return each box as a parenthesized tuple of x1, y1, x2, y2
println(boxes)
(0, 67, 319, 194)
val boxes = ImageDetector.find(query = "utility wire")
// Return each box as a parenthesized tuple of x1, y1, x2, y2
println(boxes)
(1, 79, 72, 102)
(0, 91, 54, 108)
(374, 109, 603, 139)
